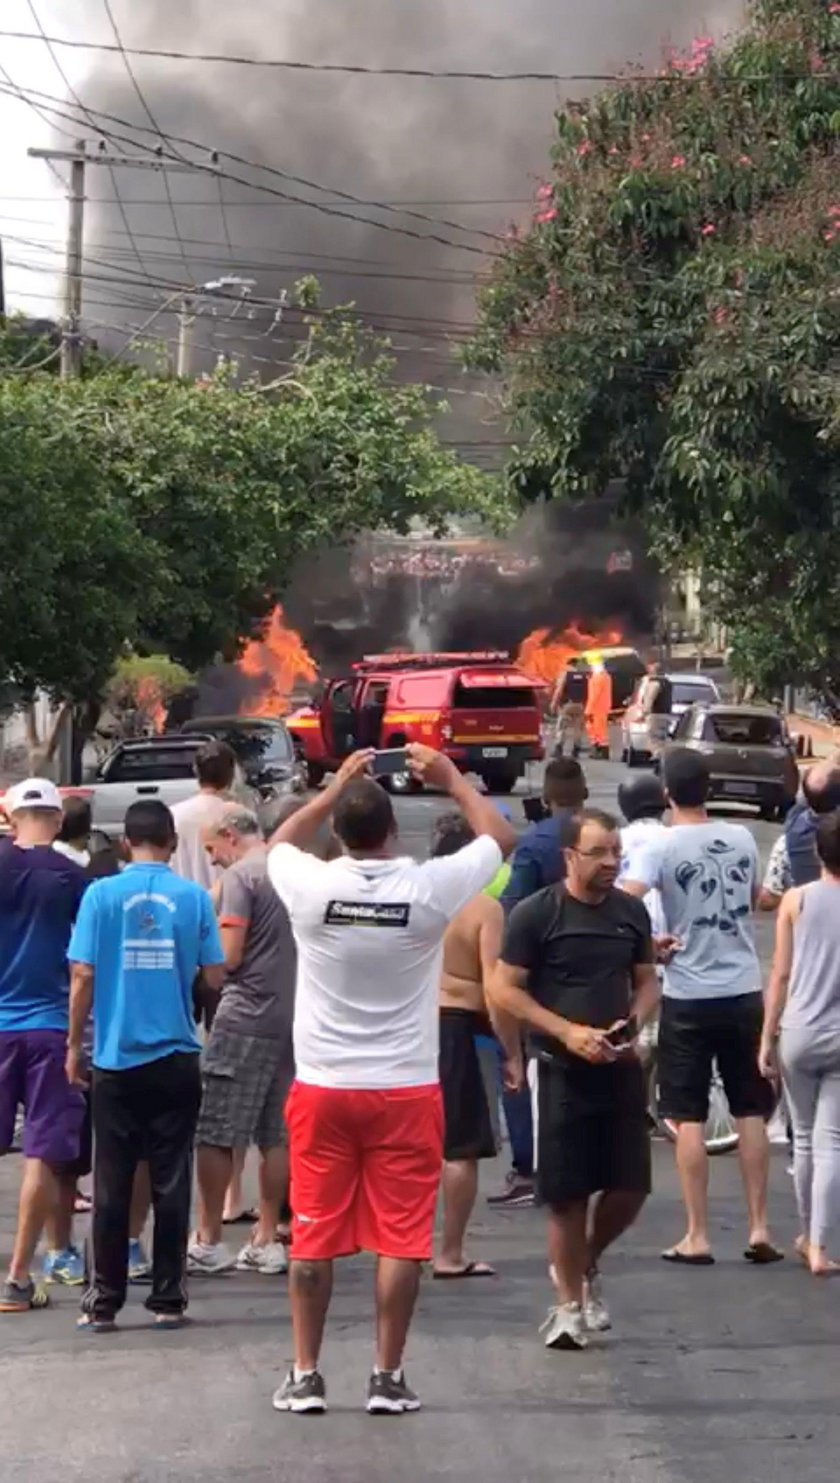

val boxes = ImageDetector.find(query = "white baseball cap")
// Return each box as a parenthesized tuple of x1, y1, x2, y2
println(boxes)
(4, 778, 63, 814)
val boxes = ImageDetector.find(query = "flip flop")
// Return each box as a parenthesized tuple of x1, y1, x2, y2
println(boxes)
(661, 1248, 715, 1266)
(222, 1209, 259, 1226)
(77, 1314, 116, 1333)
(744, 1242, 784, 1264)
(432, 1261, 497, 1280)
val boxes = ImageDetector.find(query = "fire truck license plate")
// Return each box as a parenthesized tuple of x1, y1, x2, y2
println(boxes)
(481, 747, 508, 758)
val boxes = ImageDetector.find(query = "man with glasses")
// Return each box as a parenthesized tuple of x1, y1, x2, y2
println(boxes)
(489, 809, 659, 1350)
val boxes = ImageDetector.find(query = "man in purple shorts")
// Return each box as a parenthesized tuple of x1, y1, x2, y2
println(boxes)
(0, 778, 87, 1312)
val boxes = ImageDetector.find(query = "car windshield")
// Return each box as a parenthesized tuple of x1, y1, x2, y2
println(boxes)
(205, 724, 293, 766)
(672, 681, 715, 706)
(710, 714, 783, 746)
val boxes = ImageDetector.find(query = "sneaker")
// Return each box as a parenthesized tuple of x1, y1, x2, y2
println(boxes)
(0, 1275, 50, 1313)
(187, 1240, 236, 1276)
(366, 1369, 421, 1415)
(486, 1171, 535, 1208)
(582, 1270, 611, 1332)
(128, 1239, 152, 1284)
(272, 1368, 327, 1414)
(43, 1246, 86, 1286)
(540, 1301, 588, 1350)
(236, 1241, 288, 1275)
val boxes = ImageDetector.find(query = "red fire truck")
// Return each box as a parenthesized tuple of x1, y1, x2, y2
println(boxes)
(287, 651, 545, 793)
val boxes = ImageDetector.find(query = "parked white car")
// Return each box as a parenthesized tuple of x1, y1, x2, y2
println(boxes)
(620, 672, 721, 767)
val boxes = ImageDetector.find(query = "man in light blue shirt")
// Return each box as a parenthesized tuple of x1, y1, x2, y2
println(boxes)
(67, 799, 225, 1331)
(623, 749, 778, 1267)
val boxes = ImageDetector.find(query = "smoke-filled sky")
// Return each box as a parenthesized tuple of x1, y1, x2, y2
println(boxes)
(3, 0, 743, 456)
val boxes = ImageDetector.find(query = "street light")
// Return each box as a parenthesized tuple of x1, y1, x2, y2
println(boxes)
(176, 276, 256, 378)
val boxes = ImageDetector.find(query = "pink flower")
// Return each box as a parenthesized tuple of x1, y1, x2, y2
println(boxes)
(828, 204, 840, 216)
(535, 208, 558, 224)
(830, 4, 840, 14)
(738, 155, 752, 165)
(810, 50, 824, 71)
(824, 230, 837, 242)
(671, 155, 687, 168)
(536, 183, 553, 200)
(630, 156, 642, 168)
(641, 133, 652, 142)
(712, 306, 727, 325)
(700, 223, 716, 236)
(576, 140, 593, 157)
(608, 145, 619, 156)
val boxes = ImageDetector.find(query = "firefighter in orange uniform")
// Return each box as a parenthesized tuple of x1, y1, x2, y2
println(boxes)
(585, 655, 612, 759)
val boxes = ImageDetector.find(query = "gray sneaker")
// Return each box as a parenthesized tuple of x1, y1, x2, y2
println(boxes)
(0, 1275, 50, 1313)
(272, 1369, 327, 1415)
(540, 1301, 588, 1350)
(367, 1369, 421, 1415)
(583, 1270, 611, 1332)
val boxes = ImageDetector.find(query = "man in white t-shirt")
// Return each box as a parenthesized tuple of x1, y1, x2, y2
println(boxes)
(267, 744, 516, 1418)
(170, 741, 238, 893)
(622, 749, 778, 1267)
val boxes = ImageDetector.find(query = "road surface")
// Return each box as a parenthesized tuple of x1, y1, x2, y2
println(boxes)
(2, 756, 837, 1483)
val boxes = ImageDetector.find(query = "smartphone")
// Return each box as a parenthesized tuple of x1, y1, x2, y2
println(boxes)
(523, 795, 549, 824)
(372, 748, 409, 778)
(606, 1017, 637, 1049)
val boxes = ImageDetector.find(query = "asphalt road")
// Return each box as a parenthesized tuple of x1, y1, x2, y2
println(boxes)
(3, 756, 837, 1483)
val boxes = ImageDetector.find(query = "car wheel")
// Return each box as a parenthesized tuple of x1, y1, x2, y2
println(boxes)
(306, 762, 325, 789)
(626, 747, 642, 768)
(480, 771, 519, 794)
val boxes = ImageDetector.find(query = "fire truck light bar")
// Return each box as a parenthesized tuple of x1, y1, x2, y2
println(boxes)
(353, 650, 511, 671)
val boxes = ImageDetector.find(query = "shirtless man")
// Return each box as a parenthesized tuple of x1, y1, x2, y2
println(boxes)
(431, 814, 522, 1280)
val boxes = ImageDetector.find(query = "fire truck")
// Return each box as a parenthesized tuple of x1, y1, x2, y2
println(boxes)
(287, 651, 545, 793)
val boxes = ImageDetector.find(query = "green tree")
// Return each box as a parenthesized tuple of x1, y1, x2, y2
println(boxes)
(0, 300, 502, 730)
(467, 0, 840, 696)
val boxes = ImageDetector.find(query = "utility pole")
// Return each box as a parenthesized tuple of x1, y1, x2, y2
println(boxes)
(176, 295, 195, 378)
(61, 139, 86, 377)
(28, 143, 201, 377)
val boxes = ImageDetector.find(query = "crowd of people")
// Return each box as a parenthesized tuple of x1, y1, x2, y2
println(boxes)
(2, 733, 840, 1413)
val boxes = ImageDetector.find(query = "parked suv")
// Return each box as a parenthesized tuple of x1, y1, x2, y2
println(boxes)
(179, 715, 307, 799)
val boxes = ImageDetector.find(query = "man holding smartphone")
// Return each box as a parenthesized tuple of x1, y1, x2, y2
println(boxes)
(489, 808, 660, 1350)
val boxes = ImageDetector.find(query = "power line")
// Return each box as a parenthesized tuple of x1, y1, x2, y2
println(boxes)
(25, 0, 154, 283)
(0, 193, 535, 208)
(0, 30, 835, 83)
(0, 61, 73, 187)
(100, 0, 194, 280)
(0, 78, 500, 256)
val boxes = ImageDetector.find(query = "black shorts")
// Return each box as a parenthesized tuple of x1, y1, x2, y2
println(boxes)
(533, 1059, 651, 1209)
(439, 1008, 496, 1162)
(658, 992, 774, 1123)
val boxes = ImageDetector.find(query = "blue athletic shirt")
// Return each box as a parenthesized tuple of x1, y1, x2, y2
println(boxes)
(0, 839, 86, 1032)
(68, 861, 224, 1070)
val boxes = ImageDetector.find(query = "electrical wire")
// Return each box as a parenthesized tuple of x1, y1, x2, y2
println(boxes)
(0, 30, 835, 83)
(0, 61, 71, 189)
(0, 78, 500, 256)
(101, 0, 194, 280)
(24, 0, 156, 285)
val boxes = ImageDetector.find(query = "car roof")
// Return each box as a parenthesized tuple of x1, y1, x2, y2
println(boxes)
(119, 735, 206, 749)
(180, 715, 289, 729)
(697, 703, 780, 717)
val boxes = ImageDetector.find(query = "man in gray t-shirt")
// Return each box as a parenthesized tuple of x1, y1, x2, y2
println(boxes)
(189, 808, 296, 1277)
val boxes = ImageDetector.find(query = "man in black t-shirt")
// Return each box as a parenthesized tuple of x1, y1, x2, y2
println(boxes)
(490, 808, 659, 1351)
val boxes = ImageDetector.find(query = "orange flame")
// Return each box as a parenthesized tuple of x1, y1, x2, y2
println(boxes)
(237, 605, 318, 716)
(135, 676, 167, 735)
(516, 621, 623, 686)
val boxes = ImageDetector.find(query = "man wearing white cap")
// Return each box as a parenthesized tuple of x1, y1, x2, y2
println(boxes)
(0, 780, 87, 1312)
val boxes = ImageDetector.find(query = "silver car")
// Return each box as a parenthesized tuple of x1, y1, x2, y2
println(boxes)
(621, 672, 721, 767)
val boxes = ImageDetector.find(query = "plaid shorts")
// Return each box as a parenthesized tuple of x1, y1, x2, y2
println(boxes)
(196, 1029, 293, 1150)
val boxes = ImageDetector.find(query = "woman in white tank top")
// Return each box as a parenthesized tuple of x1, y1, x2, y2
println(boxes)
(760, 811, 840, 1276)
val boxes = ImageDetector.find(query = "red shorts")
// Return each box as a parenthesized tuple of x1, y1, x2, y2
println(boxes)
(286, 1080, 443, 1261)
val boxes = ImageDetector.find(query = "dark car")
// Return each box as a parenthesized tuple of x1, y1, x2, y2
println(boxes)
(664, 703, 799, 820)
(179, 715, 307, 800)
